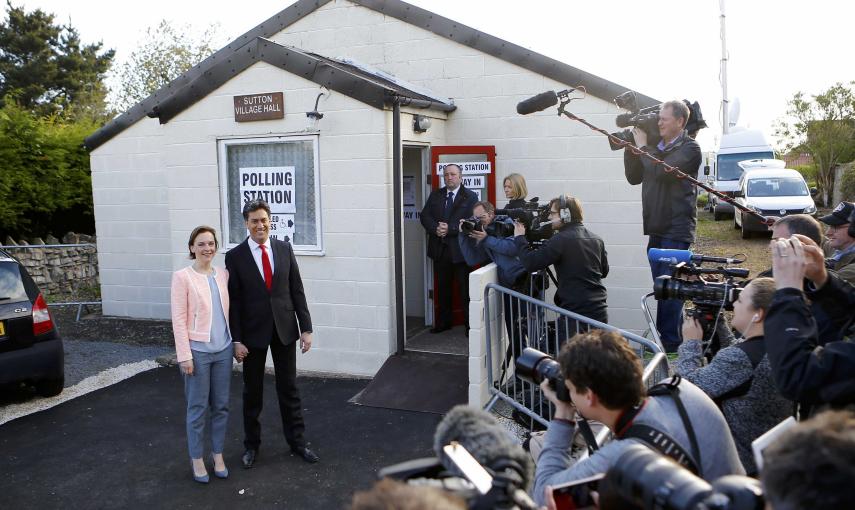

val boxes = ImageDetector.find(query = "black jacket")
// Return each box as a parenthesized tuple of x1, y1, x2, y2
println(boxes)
(225, 238, 312, 349)
(624, 130, 701, 244)
(420, 186, 478, 264)
(514, 222, 609, 322)
(764, 272, 855, 407)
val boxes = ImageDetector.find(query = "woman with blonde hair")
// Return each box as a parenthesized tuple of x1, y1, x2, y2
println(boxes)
(503, 173, 528, 209)
(171, 226, 233, 483)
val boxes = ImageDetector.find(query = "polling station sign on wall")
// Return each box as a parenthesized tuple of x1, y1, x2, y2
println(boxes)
(437, 161, 492, 200)
(239, 167, 296, 242)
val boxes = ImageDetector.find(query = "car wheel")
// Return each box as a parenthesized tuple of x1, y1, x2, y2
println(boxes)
(741, 222, 752, 239)
(35, 377, 64, 397)
(714, 210, 724, 221)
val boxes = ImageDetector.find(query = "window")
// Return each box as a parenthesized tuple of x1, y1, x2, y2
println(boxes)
(218, 136, 322, 253)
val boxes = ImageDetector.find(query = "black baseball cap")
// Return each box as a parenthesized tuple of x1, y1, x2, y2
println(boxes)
(818, 201, 854, 226)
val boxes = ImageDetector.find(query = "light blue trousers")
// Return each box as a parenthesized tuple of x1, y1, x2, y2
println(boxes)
(183, 345, 233, 459)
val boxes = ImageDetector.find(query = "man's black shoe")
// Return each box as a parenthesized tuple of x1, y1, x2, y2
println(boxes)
(242, 449, 257, 469)
(430, 324, 451, 334)
(291, 446, 320, 464)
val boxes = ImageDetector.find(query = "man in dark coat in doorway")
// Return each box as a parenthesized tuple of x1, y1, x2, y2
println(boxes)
(420, 163, 477, 333)
(226, 199, 320, 468)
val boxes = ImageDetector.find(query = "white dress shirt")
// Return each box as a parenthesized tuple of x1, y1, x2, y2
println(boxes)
(249, 237, 275, 278)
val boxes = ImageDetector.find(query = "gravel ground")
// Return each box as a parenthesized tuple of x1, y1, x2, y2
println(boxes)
(51, 306, 173, 346)
(62, 339, 171, 387)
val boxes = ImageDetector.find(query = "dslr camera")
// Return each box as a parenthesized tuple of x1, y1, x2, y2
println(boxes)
(515, 347, 571, 403)
(598, 443, 763, 510)
(461, 217, 515, 238)
(608, 91, 707, 151)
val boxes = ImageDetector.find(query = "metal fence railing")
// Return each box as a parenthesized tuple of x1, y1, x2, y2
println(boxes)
(482, 281, 670, 440)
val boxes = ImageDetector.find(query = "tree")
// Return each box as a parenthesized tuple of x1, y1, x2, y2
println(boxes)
(109, 20, 219, 113)
(775, 82, 855, 206)
(0, 2, 115, 120)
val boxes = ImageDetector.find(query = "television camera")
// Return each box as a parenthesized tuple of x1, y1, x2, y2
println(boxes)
(650, 249, 748, 354)
(608, 91, 707, 150)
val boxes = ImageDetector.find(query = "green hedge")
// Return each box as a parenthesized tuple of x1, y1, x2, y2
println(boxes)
(841, 165, 855, 202)
(0, 103, 97, 239)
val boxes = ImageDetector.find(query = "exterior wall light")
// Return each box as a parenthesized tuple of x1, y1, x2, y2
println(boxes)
(413, 114, 431, 133)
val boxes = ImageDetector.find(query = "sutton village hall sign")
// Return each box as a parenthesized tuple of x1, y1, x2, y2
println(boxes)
(233, 92, 284, 122)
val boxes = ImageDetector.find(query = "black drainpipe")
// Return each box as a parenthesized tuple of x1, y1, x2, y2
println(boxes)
(391, 101, 406, 354)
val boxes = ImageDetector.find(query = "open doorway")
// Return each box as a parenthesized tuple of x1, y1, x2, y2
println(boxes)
(402, 146, 430, 343)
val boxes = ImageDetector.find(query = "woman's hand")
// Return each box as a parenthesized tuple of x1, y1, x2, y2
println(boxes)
(514, 220, 526, 237)
(179, 360, 194, 375)
(681, 315, 703, 343)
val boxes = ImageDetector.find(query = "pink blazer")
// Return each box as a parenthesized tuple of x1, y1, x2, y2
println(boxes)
(170, 266, 230, 363)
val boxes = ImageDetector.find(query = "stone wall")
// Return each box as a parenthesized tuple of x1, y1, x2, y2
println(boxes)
(2, 233, 99, 300)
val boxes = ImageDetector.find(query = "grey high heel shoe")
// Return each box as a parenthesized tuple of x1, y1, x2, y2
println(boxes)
(211, 454, 229, 479)
(192, 461, 210, 484)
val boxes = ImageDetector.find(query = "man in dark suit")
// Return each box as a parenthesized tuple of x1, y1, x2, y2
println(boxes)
(420, 164, 478, 333)
(226, 199, 319, 467)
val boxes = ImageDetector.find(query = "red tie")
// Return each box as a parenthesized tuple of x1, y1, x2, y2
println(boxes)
(260, 244, 273, 291)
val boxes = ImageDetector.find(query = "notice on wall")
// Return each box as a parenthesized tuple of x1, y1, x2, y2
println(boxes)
(403, 175, 419, 221)
(240, 166, 296, 242)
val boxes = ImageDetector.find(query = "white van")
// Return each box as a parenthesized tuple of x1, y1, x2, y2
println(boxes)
(707, 129, 775, 220)
(733, 167, 817, 238)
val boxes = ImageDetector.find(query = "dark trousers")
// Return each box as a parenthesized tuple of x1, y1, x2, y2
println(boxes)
(242, 330, 305, 451)
(434, 257, 471, 328)
(647, 235, 690, 352)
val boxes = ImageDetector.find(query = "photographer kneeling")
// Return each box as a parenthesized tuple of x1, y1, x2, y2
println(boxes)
(674, 277, 792, 475)
(532, 330, 744, 507)
(458, 201, 530, 360)
(513, 196, 608, 341)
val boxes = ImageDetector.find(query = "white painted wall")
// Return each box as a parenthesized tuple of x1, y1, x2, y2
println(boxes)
(270, 0, 650, 332)
(90, 118, 172, 319)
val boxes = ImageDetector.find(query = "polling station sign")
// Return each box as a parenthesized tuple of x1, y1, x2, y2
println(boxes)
(239, 167, 296, 242)
(436, 161, 492, 175)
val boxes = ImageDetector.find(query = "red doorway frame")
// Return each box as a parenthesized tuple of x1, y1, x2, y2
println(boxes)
(428, 146, 497, 327)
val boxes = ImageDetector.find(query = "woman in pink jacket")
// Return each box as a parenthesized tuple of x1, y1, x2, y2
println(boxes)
(171, 226, 233, 483)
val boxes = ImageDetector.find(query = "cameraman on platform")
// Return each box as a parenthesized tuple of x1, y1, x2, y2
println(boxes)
(624, 100, 702, 352)
(532, 329, 744, 507)
(513, 195, 608, 340)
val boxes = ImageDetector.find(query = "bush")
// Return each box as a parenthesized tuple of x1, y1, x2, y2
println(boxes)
(794, 164, 817, 188)
(0, 102, 97, 239)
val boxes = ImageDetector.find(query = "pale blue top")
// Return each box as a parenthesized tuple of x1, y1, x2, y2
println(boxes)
(190, 270, 232, 353)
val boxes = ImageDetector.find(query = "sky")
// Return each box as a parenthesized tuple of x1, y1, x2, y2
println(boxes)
(15, 0, 855, 152)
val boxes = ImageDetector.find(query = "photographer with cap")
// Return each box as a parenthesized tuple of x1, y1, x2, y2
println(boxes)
(531, 329, 744, 507)
(624, 100, 702, 352)
(512, 195, 608, 340)
(766, 227, 855, 413)
(817, 201, 855, 285)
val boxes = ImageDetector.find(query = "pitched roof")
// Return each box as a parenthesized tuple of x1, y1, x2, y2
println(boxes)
(85, 0, 658, 150)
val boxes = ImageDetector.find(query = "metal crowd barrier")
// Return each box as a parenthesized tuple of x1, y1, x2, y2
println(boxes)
(482, 280, 670, 437)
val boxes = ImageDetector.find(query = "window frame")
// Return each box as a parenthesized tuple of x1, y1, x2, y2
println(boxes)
(217, 135, 323, 255)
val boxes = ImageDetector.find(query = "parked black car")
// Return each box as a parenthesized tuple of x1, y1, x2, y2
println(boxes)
(0, 249, 64, 396)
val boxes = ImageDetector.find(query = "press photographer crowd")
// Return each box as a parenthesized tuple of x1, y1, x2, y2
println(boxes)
(350, 91, 855, 510)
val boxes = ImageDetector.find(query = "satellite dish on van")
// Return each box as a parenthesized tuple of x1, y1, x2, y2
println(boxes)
(729, 97, 741, 128)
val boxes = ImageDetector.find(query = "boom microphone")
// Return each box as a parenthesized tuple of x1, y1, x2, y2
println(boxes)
(648, 248, 744, 266)
(516, 91, 558, 115)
